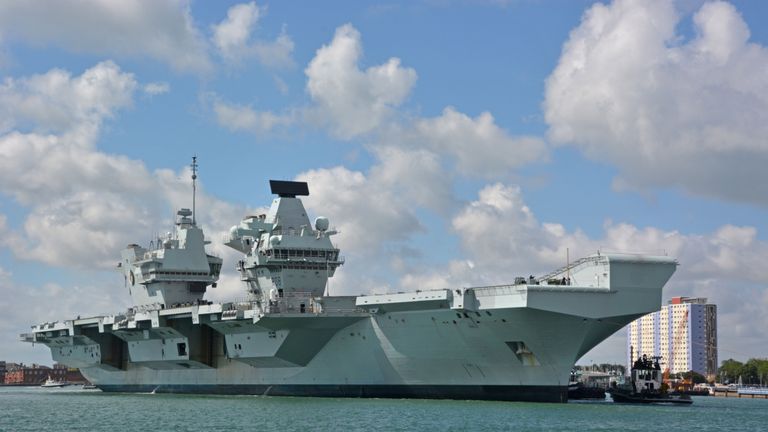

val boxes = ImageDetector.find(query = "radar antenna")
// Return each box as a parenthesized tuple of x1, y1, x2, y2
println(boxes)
(191, 156, 198, 225)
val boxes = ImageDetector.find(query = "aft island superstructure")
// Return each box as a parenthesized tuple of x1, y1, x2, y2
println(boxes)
(22, 160, 678, 402)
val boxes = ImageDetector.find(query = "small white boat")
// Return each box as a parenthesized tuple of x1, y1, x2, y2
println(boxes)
(40, 376, 68, 388)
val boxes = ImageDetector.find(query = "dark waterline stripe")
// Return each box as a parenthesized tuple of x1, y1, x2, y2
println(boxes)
(97, 384, 568, 403)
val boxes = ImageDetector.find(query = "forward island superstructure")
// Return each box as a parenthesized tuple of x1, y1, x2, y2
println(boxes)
(22, 160, 678, 402)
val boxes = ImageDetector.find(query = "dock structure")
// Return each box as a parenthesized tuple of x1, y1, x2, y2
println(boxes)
(714, 388, 768, 399)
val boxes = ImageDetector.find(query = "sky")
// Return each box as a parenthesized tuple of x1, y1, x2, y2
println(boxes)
(0, 0, 767, 367)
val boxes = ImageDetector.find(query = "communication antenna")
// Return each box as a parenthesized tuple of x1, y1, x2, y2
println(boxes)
(191, 156, 198, 225)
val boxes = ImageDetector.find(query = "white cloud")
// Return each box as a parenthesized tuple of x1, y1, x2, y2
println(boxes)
(451, 183, 575, 278)
(273, 75, 289, 94)
(284, 24, 552, 295)
(143, 82, 170, 96)
(212, 2, 262, 60)
(212, 99, 293, 134)
(0, 63, 249, 269)
(305, 24, 417, 138)
(296, 165, 424, 256)
(368, 146, 457, 214)
(304, 25, 545, 181)
(0, 62, 147, 207)
(0, 61, 136, 134)
(0, 63, 152, 202)
(448, 183, 768, 284)
(544, 0, 768, 205)
(0, 277, 129, 365)
(6, 191, 154, 268)
(0, 0, 211, 73)
(292, 144, 461, 297)
(211, 2, 294, 68)
(412, 107, 547, 178)
(0, 137, 248, 269)
(294, 142, 459, 258)
(253, 27, 295, 69)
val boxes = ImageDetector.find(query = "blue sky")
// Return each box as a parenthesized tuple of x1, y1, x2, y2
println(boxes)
(1, 0, 767, 366)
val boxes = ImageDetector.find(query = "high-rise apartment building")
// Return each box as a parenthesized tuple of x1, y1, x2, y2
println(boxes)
(626, 297, 717, 379)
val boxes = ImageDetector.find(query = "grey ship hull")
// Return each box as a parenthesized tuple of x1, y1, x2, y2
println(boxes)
(82, 307, 591, 402)
(25, 254, 677, 403)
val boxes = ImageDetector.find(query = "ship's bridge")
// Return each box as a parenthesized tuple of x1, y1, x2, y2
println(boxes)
(119, 208, 222, 308)
(117, 158, 223, 309)
(225, 180, 343, 305)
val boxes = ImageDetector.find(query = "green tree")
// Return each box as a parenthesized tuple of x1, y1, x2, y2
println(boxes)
(743, 359, 759, 384)
(718, 359, 744, 384)
(745, 358, 768, 385)
(756, 359, 768, 385)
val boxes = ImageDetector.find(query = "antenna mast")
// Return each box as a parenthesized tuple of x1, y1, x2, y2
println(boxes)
(191, 156, 198, 225)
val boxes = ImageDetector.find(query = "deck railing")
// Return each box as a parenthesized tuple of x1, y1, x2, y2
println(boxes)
(537, 255, 605, 283)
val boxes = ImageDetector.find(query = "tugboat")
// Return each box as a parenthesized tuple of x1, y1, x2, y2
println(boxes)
(608, 355, 692, 405)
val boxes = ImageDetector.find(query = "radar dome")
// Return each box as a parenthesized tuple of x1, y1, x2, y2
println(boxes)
(269, 235, 281, 246)
(314, 217, 329, 232)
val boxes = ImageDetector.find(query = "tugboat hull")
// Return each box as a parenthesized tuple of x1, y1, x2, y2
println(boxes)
(608, 389, 692, 405)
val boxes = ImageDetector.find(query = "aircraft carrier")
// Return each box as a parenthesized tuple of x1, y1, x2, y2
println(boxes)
(21, 159, 677, 402)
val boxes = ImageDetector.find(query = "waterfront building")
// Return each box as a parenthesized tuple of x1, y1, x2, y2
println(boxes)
(626, 297, 717, 380)
(2, 362, 85, 385)
(4, 363, 51, 385)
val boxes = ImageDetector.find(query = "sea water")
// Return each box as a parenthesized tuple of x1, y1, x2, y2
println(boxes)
(1, 386, 766, 432)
